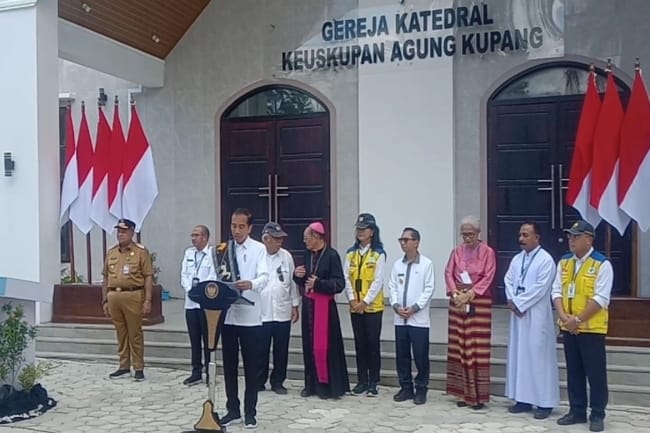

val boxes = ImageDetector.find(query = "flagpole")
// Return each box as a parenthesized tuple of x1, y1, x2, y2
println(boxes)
(68, 221, 76, 282)
(86, 233, 92, 284)
(102, 231, 107, 262)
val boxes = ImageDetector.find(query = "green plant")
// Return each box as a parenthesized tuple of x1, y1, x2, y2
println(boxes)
(18, 361, 55, 391)
(150, 252, 161, 284)
(60, 267, 85, 284)
(0, 303, 37, 393)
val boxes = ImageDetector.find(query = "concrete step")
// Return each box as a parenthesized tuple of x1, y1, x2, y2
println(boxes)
(37, 323, 650, 366)
(37, 334, 650, 389)
(37, 351, 650, 407)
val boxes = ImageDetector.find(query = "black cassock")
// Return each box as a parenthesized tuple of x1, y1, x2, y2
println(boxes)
(293, 246, 350, 398)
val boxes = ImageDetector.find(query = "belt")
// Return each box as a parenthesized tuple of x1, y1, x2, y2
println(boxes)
(108, 287, 143, 292)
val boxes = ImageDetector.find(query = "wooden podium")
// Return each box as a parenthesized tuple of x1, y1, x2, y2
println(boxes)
(181, 280, 253, 433)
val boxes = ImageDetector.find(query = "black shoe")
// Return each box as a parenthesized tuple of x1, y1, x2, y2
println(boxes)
(220, 412, 242, 427)
(271, 385, 288, 395)
(352, 383, 369, 395)
(300, 388, 314, 397)
(456, 401, 468, 407)
(414, 389, 427, 405)
(109, 369, 130, 379)
(393, 388, 414, 402)
(471, 403, 486, 410)
(557, 412, 587, 426)
(534, 408, 552, 420)
(244, 415, 257, 429)
(589, 417, 605, 432)
(134, 370, 145, 382)
(508, 402, 533, 414)
(316, 391, 329, 400)
(183, 374, 202, 386)
(257, 383, 266, 392)
(366, 384, 378, 397)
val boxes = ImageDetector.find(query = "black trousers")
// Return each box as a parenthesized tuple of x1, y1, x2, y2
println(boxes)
(222, 324, 261, 417)
(562, 331, 608, 419)
(258, 320, 291, 388)
(350, 311, 383, 386)
(185, 308, 210, 376)
(395, 325, 429, 391)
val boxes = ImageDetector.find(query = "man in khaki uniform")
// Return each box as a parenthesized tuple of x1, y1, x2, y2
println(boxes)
(101, 218, 154, 381)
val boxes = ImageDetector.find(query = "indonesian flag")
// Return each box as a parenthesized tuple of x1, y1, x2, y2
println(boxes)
(108, 103, 126, 219)
(590, 72, 630, 235)
(69, 104, 95, 234)
(59, 107, 78, 225)
(90, 106, 116, 232)
(619, 68, 650, 232)
(123, 105, 158, 231)
(566, 71, 602, 227)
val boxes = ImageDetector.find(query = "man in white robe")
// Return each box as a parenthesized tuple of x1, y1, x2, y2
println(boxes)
(504, 222, 560, 419)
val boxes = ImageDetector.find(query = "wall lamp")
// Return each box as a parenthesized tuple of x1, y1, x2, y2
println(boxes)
(4, 152, 15, 176)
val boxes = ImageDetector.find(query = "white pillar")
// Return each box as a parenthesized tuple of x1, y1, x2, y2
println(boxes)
(0, 0, 59, 324)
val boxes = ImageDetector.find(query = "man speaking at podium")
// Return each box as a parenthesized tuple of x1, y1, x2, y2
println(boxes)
(219, 209, 269, 429)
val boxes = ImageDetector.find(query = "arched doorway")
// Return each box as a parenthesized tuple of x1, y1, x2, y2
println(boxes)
(487, 61, 635, 303)
(220, 85, 330, 264)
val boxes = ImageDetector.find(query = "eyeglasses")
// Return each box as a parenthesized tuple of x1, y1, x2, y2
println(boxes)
(461, 232, 477, 238)
(398, 238, 415, 243)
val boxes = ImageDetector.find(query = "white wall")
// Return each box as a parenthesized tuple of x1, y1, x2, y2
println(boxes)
(0, 1, 58, 305)
(358, 0, 454, 298)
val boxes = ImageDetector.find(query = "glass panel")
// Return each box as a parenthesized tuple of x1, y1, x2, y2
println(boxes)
(494, 67, 624, 100)
(226, 87, 326, 118)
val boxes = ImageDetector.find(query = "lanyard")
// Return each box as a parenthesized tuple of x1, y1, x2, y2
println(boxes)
(194, 251, 206, 278)
(519, 248, 541, 282)
(356, 249, 369, 274)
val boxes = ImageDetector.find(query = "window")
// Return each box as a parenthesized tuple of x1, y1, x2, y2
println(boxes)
(59, 105, 71, 263)
(225, 86, 327, 118)
(493, 65, 626, 100)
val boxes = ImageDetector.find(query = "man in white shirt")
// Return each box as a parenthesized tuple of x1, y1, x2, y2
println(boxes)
(220, 209, 269, 429)
(388, 227, 435, 405)
(257, 222, 300, 395)
(551, 220, 613, 433)
(504, 222, 559, 419)
(180, 225, 217, 386)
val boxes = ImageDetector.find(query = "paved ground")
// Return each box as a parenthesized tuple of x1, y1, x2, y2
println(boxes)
(0, 360, 648, 433)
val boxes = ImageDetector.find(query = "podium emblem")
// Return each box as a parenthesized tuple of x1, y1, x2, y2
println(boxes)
(205, 282, 219, 300)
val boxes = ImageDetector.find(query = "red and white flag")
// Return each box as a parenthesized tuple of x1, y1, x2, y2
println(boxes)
(108, 102, 126, 219)
(69, 104, 95, 234)
(60, 107, 78, 225)
(566, 71, 602, 227)
(590, 72, 630, 235)
(619, 68, 650, 232)
(90, 106, 116, 232)
(123, 104, 158, 231)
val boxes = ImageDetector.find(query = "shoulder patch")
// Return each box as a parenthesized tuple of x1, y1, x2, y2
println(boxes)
(590, 251, 608, 263)
(135, 243, 146, 249)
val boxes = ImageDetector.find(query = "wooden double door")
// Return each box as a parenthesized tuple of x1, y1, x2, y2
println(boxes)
(220, 114, 330, 265)
(488, 96, 633, 303)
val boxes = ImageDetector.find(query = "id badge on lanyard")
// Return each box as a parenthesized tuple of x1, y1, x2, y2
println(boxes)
(568, 282, 576, 299)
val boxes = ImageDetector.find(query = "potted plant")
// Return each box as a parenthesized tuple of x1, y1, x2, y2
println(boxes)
(0, 303, 56, 422)
(150, 252, 168, 301)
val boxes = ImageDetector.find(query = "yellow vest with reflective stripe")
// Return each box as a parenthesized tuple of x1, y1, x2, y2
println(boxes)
(346, 249, 384, 313)
(559, 252, 608, 334)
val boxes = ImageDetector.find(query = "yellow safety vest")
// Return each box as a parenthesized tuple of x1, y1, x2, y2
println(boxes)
(346, 248, 384, 313)
(559, 251, 609, 334)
